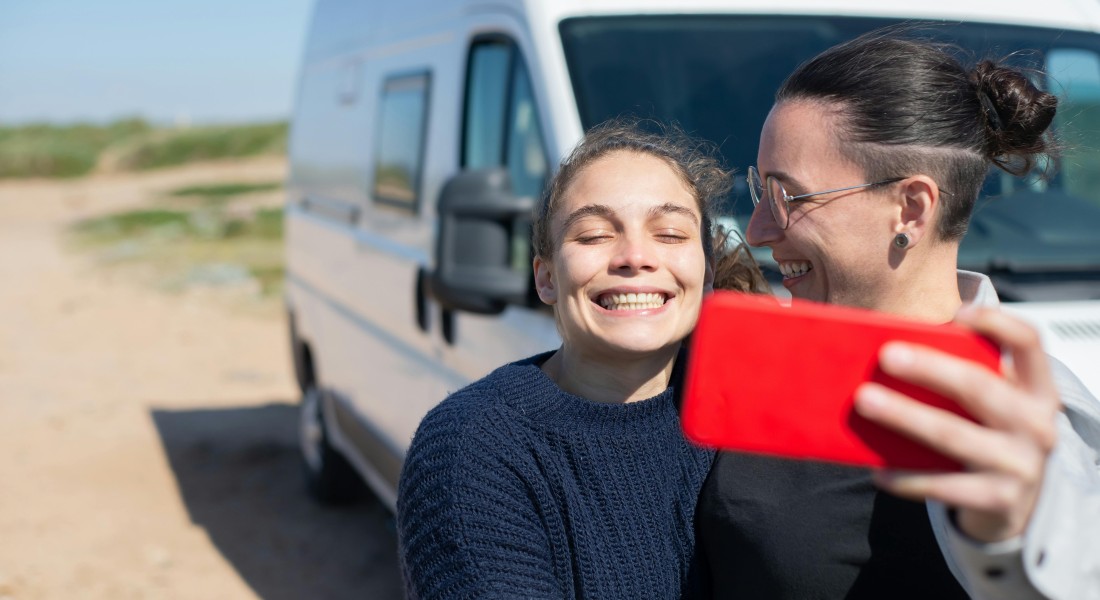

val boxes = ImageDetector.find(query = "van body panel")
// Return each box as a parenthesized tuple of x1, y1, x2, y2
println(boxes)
(1004, 303, 1100, 395)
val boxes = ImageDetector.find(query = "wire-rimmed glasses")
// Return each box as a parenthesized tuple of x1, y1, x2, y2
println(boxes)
(747, 166, 905, 229)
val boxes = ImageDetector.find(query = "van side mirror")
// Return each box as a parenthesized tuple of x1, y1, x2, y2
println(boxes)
(428, 168, 535, 315)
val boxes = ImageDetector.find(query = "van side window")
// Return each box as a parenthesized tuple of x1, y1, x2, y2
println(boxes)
(373, 72, 431, 212)
(506, 57, 548, 199)
(462, 39, 549, 199)
(464, 43, 510, 169)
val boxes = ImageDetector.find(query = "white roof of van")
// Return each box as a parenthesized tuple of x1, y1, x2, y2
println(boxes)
(304, 0, 1100, 64)
(520, 0, 1100, 33)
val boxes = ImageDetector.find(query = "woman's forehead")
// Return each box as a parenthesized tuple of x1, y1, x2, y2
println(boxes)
(760, 101, 857, 181)
(561, 151, 695, 210)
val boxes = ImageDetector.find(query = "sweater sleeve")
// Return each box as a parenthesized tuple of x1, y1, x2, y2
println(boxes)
(929, 358, 1100, 600)
(397, 387, 562, 600)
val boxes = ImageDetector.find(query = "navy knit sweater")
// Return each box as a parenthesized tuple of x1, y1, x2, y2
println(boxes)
(397, 352, 714, 599)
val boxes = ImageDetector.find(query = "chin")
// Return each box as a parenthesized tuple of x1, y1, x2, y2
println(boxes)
(564, 317, 690, 358)
(789, 286, 823, 303)
(598, 335, 684, 358)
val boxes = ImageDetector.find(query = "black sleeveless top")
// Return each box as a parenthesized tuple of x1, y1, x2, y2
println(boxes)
(695, 451, 971, 599)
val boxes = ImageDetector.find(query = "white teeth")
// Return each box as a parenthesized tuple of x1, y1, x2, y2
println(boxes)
(779, 261, 812, 279)
(599, 292, 668, 311)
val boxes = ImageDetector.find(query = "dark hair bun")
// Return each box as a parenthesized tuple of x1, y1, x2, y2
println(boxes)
(971, 60, 1058, 174)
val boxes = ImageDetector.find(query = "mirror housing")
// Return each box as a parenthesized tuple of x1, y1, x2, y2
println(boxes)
(429, 168, 535, 315)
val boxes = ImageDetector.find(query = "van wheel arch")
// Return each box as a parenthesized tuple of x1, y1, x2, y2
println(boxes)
(293, 334, 364, 504)
(299, 383, 364, 504)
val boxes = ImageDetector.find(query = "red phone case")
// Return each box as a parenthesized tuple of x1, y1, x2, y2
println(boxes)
(681, 292, 1001, 471)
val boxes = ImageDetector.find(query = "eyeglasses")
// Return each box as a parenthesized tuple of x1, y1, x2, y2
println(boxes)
(747, 166, 905, 230)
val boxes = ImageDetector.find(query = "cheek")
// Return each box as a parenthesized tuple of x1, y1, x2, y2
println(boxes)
(668, 247, 709, 289)
(809, 219, 883, 284)
(555, 248, 605, 291)
(794, 210, 862, 254)
(832, 213, 887, 262)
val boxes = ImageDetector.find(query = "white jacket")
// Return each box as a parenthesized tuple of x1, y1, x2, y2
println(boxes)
(930, 271, 1100, 600)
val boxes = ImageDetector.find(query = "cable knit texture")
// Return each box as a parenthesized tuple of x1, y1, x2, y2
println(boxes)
(397, 352, 714, 599)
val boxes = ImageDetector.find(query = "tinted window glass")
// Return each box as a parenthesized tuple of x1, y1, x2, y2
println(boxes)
(462, 39, 550, 278)
(506, 57, 548, 199)
(373, 73, 430, 211)
(560, 17, 1100, 286)
(1049, 49, 1100, 203)
(463, 43, 510, 168)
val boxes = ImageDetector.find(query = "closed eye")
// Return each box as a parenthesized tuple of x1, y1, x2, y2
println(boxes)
(655, 229, 689, 243)
(575, 231, 615, 244)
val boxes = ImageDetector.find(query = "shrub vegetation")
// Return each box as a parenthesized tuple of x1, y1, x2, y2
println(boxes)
(0, 119, 287, 179)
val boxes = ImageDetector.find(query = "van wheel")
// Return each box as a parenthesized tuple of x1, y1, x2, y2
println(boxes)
(299, 384, 363, 504)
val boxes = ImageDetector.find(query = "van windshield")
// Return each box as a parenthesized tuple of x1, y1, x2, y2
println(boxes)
(560, 16, 1100, 300)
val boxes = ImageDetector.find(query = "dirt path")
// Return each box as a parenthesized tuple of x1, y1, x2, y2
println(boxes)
(0, 159, 403, 600)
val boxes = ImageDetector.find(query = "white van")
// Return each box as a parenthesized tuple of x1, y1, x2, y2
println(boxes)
(285, 0, 1100, 510)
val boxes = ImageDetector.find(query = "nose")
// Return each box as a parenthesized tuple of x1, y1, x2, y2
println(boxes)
(609, 234, 658, 273)
(745, 200, 782, 248)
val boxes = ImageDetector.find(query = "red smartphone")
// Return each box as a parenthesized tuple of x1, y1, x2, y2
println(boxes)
(681, 292, 1001, 471)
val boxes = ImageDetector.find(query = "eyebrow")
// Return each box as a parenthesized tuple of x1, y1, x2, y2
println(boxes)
(560, 204, 616, 233)
(560, 202, 700, 233)
(649, 202, 699, 225)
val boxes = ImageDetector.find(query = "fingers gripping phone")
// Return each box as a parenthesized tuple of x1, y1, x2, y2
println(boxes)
(681, 292, 1002, 471)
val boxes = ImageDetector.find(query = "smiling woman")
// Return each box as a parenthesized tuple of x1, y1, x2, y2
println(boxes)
(396, 118, 764, 599)
(532, 150, 710, 386)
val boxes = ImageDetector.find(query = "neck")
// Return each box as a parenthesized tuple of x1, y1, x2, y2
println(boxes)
(876, 242, 962, 323)
(541, 343, 681, 404)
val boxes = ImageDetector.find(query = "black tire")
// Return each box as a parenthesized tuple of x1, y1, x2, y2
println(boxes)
(300, 383, 364, 504)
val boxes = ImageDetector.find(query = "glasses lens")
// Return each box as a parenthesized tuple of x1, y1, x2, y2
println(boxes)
(747, 167, 764, 206)
(767, 177, 788, 229)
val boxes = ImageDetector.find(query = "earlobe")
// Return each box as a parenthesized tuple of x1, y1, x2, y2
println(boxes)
(533, 256, 557, 305)
(703, 259, 715, 294)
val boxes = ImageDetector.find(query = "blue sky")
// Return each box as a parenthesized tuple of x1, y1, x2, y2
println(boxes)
(0, 0, 314, 125)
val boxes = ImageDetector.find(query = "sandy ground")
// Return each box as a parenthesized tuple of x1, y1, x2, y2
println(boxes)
(0, 158, 403, 599)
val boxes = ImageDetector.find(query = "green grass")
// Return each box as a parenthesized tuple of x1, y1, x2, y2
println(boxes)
(0, 119, 287, 179)
(73, 209, 192, 239)
(76, 206, 283, 242)
(69, 205, 285, 297)
(251, 207, 285, 240)
(165, 181, 284, 209)
(114, 122, 287, 171)
(0, 118, 150, 178)
(169, 181, 282, 198)
(248, 264, 286, 295)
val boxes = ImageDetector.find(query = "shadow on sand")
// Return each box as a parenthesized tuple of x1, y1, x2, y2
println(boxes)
(151, 402, 403, 600)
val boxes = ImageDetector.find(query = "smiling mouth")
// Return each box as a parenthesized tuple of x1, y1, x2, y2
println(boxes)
(778, 261, 812, 280)
(597, 292, 669, 311)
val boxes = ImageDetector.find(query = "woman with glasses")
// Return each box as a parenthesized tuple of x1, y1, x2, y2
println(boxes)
(698, 32, 1100, 599)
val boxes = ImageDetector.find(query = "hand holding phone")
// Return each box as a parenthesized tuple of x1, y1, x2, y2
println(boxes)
(681, 292, 1001, 471)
